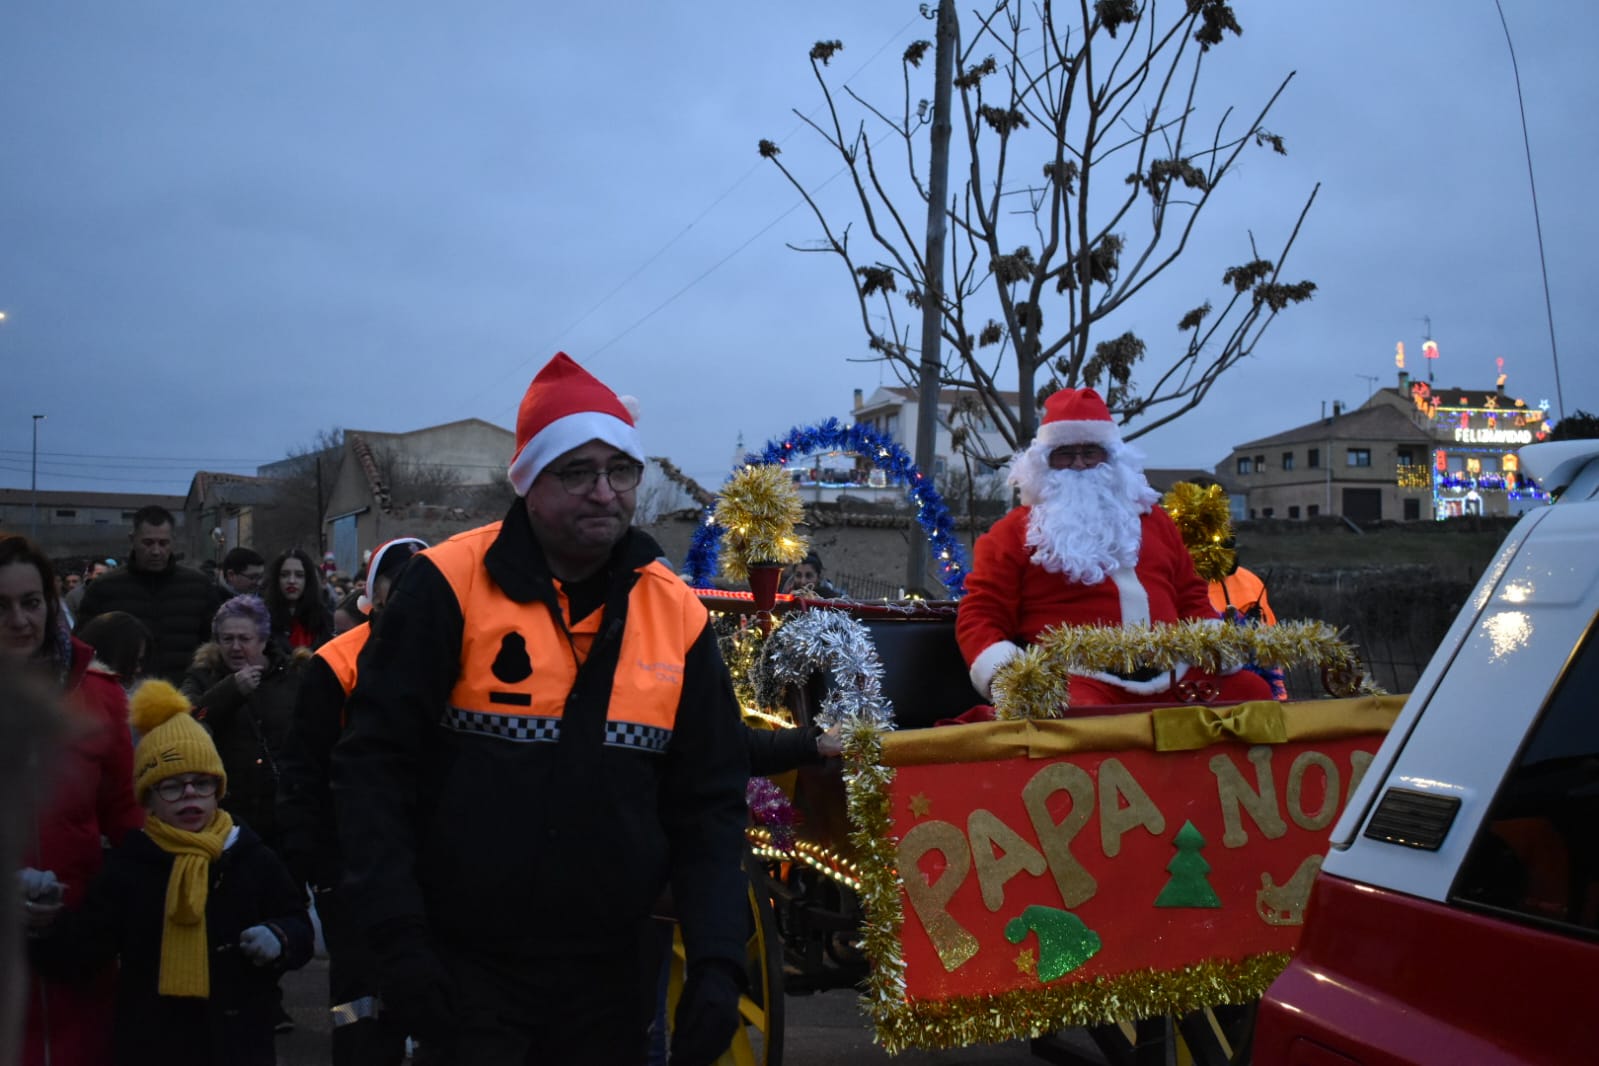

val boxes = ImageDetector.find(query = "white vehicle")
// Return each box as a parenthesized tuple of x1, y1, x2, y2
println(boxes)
(1254, 439, 1599, 1064)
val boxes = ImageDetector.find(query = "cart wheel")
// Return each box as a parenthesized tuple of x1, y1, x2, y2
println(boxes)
(665, 868, 785, 1066)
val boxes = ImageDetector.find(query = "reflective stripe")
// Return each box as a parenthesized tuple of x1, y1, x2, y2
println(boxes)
(444, 705, 671, 752)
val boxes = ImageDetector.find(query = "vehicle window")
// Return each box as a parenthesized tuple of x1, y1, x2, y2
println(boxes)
(1451, 612, 1599, 937)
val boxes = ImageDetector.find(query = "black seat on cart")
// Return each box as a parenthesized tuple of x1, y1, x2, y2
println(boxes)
(785, 616, 980, 731)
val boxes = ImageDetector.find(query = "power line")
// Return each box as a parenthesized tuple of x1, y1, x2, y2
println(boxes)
(0, 448, 277, 465)
(1493, 0, 1566, 423)
(457, 13, 927, 421)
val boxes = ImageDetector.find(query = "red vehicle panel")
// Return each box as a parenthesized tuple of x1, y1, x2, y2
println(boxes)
(1255, 873, 1599, 1064)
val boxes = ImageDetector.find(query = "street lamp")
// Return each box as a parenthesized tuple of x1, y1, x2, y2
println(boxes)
(31, 414, 45, 541)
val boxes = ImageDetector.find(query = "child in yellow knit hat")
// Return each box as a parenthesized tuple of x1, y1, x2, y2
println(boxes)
(25, 680, 313, 1066)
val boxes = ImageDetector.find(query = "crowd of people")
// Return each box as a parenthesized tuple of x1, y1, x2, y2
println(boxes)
(8, 364, 1286, 1066)
(6, 503, 411, 1065)
(8, 354, 843, 1066)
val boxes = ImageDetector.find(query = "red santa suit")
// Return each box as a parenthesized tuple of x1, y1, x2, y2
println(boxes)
(956, 387, 1275, 710)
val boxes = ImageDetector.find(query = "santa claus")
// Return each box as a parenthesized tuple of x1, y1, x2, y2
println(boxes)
(956, 387, 1275, 708)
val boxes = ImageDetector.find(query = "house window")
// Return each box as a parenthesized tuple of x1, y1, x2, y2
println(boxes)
(1254, 454, 1266, 470)
(1347, 448, 1372, 468)
(1308, 504, 1320, 517)
(1236, 457, 1253, 475)
(1308, 448, 1321, 469)
(1281, 452, 1295, 471)
(1288, 506, 1301, 519)
(1403, 498, 1421, 521)
(1397, 447, 1417, 467)
(1262, 508, 1275, 518)
(54, 509, 77, 518)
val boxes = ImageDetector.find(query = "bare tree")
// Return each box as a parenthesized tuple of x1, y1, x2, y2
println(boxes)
(368, 444, 468, 509)
(759, 0, 1317, 458)
(257, 427, 345, 553)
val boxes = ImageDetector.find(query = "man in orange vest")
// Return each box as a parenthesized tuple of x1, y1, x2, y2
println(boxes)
(332, 354, 750, 1066)
(279, 536, 426, 1065)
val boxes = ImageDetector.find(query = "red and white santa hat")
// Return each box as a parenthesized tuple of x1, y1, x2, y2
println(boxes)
(506, 352, 643, 496)
(357, 536, 428, 612)
(1034, 387, 1121, 450)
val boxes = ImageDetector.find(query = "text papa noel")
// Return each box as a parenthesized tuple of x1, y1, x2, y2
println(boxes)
(895, 744, 1374, 932)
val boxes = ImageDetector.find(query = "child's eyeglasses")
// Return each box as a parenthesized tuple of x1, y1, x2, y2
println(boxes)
(153, 775, 220, 802)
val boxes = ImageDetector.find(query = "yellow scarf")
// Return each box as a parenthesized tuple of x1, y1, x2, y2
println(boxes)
(143, 809, 235, 998)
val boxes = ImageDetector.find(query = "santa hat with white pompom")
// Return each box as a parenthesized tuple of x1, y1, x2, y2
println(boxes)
(506, 352, 643, 496)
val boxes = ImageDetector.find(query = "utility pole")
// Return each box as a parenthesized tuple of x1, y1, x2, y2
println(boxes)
(30, 414, 45, 542)
(908, 0, 957, 597)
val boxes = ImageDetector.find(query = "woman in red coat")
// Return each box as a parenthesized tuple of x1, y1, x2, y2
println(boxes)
(3, 535, 145, 1066)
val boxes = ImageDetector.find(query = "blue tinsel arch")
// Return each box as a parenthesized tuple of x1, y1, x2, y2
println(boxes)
(684, 417, 968, 597)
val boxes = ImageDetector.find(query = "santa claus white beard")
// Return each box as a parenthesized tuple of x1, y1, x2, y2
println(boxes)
(1023, 462, 1147, 584)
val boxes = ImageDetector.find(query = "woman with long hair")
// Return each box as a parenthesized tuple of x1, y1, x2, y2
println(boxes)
(3, 534, 144, 1066)
(262, 548, 333, 652)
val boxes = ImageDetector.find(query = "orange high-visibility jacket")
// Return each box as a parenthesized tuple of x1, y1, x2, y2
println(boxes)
(1208, 565, 1277, 625)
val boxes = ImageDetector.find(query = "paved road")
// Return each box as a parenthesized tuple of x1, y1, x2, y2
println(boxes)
(277, 959, 1086, 1065)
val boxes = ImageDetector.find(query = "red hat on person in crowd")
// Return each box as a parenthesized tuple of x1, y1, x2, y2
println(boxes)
(1033, 387, 1121, 450)
(357, 537, 429, 612)
(506, 352, 643, 496)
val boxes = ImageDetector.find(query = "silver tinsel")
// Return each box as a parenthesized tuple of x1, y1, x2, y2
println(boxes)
(764, 608, 896, 732)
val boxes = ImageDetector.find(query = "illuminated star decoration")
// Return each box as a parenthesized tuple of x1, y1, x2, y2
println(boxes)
(1014, 948, 1036, 976)
(908, 793, 932, 818)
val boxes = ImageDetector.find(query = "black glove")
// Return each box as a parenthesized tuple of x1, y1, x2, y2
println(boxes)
(669, 959, 744, 1066)
(370, 917, 455, 1044)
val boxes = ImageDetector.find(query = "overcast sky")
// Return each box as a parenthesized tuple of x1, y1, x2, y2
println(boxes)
(3, 1, 1595, 500)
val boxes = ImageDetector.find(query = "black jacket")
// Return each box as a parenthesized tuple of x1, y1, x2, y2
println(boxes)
(29, 822, 314, 1066)
(276, 652, 351, 888)
(182, 643, 309, 850)
(75, 561, 217, 684)
(332, 502, 751, 970)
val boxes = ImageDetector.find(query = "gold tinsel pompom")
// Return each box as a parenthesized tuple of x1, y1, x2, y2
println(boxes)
(1162, 482, 1235, 582)
(714, 464, 808, 584)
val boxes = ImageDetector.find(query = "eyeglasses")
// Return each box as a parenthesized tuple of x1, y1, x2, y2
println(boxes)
(1048, 445, 1109, 469)
(153, 775, 220, 802)
(547, 462, 644, 496)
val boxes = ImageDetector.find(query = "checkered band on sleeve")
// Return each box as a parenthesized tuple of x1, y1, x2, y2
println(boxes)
(603, 720, 671, 754)
(444, 706, 562, 743)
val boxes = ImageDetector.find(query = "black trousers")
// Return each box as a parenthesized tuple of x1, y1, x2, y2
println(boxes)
(414, 939, 656, 1066)
(317, 886, 410, 1066)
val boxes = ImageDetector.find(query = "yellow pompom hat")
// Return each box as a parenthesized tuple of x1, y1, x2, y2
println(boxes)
(129, 680, 227, 802)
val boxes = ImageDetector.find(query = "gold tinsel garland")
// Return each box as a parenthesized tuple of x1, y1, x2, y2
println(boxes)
(872, 952, 1293, 1053)
(991, 619, 1383, 720)
(845, 702, 1294, 1052)
(843, 719, 913, 1044)
(1161, 482, 1235, 582)
(713, 464, 808, 583)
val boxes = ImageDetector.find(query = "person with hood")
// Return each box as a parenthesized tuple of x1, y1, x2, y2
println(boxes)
(180, 595, 310, 854)
(4, 534, 145, 1066)
(333, 353, 750, 1066)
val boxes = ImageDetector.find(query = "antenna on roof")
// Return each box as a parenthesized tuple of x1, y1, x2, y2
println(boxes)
(1355, 373, 1379, 401)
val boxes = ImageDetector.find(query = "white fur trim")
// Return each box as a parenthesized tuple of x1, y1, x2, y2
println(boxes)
(507, 411, 645, 495)
(970, 640, 1023, 700)
(1110, 568, 1150, 626)
(1079, 662, 1193, 696)
(1035, 420, 1120, 449)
